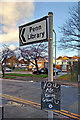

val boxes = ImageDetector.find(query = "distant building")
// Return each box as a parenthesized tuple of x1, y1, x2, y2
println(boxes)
(29, 58, 48, 71)
(4, 54, 80, 72)
(56, 56, 80, 72)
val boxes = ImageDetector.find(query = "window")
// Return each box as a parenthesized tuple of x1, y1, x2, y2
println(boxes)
(62, 65, 67, 71)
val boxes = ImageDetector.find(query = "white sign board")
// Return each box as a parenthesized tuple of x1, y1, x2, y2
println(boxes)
(19, 17, 48, 46)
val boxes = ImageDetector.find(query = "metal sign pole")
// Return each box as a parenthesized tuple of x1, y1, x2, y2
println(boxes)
(48, 12, 53, 119)
(53, 30, 56, 80)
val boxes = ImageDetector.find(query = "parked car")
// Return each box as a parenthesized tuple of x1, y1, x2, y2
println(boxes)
(33, 67, 61, 75)
(33, 68, 48, 74)
(5, 68, 11, 72)
(53, 67, 61, 75)
(42, 67, 61, 75)
(33, 68, 41, 74)
(40, 68, 48, 74)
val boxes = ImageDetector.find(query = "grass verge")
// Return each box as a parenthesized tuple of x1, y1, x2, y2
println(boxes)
(5, 73, 48, 78)
(33, 74, 48, 78)
(58, 74, 70, 79)
(58, 74, 78, 81)
(3, 76, 16, 79)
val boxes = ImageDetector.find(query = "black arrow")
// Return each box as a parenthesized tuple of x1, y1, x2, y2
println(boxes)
(21, 28, 26, 43)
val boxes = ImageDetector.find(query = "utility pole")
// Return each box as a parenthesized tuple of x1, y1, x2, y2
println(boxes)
(48, 12, 53, 119)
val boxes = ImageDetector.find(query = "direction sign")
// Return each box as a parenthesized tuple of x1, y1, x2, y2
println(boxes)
(19, 16, 48, 46)
(41, 81, 61, 110)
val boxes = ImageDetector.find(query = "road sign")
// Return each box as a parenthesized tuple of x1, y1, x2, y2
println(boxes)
(41, 81, 61, 110)
(19, 16, 48, 46)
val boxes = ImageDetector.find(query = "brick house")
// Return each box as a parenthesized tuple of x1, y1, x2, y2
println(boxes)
(29, 58, 48, 71)
(56, 56, 80, 72)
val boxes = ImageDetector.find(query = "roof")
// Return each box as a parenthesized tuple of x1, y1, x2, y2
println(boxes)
(56, 56, 62, 60)
(62, 56, 69, 60)
(56, 56, 69, 60)
(56, 55, 80, 61)
(71, 56, 80, 59)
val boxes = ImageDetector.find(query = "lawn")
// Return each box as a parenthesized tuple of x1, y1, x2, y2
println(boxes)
(57, 74, 78, 81)
(4, 76, 16, 79)
(4, 73, 78, 81)
(5, 73, 48, 78)
(58, 74, 70, 79)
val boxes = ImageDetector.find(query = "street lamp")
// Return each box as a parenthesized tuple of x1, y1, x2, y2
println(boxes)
(53, 29, 56, 80)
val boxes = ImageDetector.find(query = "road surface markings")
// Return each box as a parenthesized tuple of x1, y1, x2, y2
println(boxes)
(61, 109, 69, 113)
(70, 113, 80, 117)
(2, 94, 80, 119)
(61, 109, 80, 117)
(54, 110, 80, 119)
(2, 94, 40, 108)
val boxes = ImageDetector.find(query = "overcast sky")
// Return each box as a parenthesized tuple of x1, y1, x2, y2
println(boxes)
(0, 0, 79, 57)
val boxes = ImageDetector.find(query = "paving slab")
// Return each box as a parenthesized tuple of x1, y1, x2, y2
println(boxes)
(4, 104, 47, 118)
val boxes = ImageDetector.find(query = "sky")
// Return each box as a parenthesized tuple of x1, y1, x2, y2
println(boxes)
(0, 0, 79, 58)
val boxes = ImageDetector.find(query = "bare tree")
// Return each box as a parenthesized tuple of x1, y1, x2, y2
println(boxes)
(19, 42, 48, 74)
(59, 3, 80, 51)
(1, 45, 15, 77)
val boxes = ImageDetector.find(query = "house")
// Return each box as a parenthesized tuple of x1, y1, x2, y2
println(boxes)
(4, 56, 19, 68)
(29, 58, 48, 71)
(56, 55, 80, 72)
(4, 54, 79, 72)
(4, 55, 48, 71)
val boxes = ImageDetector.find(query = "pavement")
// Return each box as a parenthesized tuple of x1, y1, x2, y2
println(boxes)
(3, 104, 48, 119)
(54, 80, 79, 87)
(5, 71, 32, 74)
(3, 76, 78, 87)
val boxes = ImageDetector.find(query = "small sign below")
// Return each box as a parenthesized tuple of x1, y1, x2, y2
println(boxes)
(41, 81, 61, 110)
(19, 16, 48, 46)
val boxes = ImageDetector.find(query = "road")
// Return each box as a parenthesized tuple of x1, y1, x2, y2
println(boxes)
(1, 78, 80, 119)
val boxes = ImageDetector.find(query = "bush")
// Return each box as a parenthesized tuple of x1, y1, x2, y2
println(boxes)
(69, 61, 80, 81)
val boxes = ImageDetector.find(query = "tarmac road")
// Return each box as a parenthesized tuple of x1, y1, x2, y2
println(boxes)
(1, 78, 80, 119)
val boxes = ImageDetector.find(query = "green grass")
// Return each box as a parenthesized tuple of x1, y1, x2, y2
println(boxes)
(58, 74, 78, 81)
(58, 74, 70, 79)
(34, 74, 48, 78)
(5, 73, 32, 77)
(4, 76, 16, 79)
(4, 73, 78, 81)
(5, 73, 48, 78)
